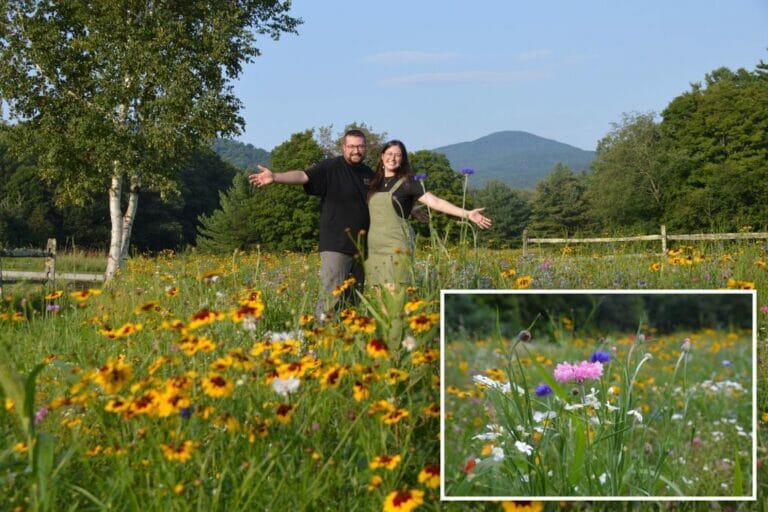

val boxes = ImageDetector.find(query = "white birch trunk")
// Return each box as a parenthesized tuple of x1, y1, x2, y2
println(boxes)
(105, 171, 123, 280)
(104, 168, 140, 281)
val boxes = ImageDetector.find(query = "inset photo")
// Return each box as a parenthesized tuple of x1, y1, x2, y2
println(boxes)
(441, 290, 756, 501)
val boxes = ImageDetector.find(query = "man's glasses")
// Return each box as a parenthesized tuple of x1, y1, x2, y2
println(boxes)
(345, 144, 366, 150)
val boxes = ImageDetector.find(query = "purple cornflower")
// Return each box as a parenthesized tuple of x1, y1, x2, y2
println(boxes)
(180, 406, 194, 419)
(413, 172, 428, 182)
(460, 167, 475, 176)
(535, 384, 552, 397)
(589, 351, 611, 363)
(721, 360, 732, 366)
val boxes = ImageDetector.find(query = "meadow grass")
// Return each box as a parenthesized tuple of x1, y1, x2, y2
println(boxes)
(0, 237, 765, 512)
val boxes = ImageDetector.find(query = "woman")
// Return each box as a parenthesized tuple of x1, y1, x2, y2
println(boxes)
(366, 140, 492, 289)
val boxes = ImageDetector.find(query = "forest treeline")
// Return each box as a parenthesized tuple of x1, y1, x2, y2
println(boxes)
(0, 58, 765, 253)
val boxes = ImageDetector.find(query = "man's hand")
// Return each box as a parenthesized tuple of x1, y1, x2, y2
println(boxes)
(410, 204, 429, 224)
(248, 165, 273, 187)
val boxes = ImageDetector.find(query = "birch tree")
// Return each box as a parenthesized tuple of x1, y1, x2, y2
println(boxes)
(0, 0, 300, 279)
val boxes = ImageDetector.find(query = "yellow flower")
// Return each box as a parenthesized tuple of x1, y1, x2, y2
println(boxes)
(188, 308, 224, 330)
(369, 454, 402, 470)
(366, 338, 389, 359)
(515, 275, 533, 289)
(161, 440, 195, 463)
(70, 288, 102, 301)
(352, 381, 370, 401)
(408, 312, 439, 333)
(417, 464, 440, 488)
(275, 403, 296, 424)
(385, 369, 409, 385)
(500, 501, 544, 512)
(381, 408, 410, 425)
(92, 356, 133, 394)
(367, 475, 383, 492)
(382, 488, 424, 512)
(501, 268, 516, 278)
(45, 290, 63, 300)
(201, 373, 234, 398)
(320, 365, 347, 389)
(133, 301, 160, 314)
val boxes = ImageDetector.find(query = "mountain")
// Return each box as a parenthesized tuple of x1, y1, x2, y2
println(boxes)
(432, 131, 595, 189)
(211, 138, 270, 171)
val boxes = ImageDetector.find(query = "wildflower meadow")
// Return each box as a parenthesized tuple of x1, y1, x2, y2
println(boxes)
(443, 292, 754, 498)
(0, 236, 766, 512)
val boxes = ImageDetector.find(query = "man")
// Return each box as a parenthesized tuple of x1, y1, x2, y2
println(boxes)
(249, 129, 374, 320)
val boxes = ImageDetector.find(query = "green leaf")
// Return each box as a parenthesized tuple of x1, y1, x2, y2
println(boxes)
(733, 451, 743, 496)
(569, 421, 586, 489)
(33, 431, 55, 510)
(24, 362, 48, 437)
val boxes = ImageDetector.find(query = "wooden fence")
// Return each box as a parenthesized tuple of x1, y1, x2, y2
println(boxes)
(522, 225, 768, 256)
(0, 238, 104, 288)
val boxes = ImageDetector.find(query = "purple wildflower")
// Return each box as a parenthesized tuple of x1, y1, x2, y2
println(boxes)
(180, 406, 194, 420)
(460, 167, 475, 176)
(535, 384, 552, 397)
(589, 351, 611, 363)
(413, 173, 428, 182)
(34, 407, 49, 427)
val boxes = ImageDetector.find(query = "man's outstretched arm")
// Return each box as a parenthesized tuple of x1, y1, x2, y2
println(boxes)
(248, 164, 308, 187)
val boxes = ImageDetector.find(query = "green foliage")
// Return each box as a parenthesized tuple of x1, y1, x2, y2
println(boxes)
(317, 122, 388, 169)
(409, 150, 466, 239)
(471, 181, 531, 248)
(196, 130, 323, 252)
(586, 112, 666, 233)
(528, 163, 589, 236)
(211, 138, 271, 171)
(660, 63, 768, 231)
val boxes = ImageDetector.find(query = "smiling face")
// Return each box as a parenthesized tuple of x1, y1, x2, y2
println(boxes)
(342, 135, 366, 165)
(381, 145, 403, 175)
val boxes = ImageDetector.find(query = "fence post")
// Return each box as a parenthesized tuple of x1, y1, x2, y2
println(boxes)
(522, 229, 528, 257)
(660, 225, 667, 255)
(45, 238, 56, 283)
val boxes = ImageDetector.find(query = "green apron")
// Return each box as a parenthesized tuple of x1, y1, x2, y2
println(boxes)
(366, 177, 415, 288)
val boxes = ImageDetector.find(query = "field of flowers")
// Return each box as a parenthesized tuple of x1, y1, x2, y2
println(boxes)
(0, 238, 766, 512)
(443, 310, 753, 498)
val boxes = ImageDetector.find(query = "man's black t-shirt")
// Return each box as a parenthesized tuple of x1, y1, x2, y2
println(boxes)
(303, 156, 375, 255)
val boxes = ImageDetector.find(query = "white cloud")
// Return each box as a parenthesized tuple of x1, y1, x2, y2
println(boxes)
(366, 50, 459, 63)
(379, 69, 545, 85)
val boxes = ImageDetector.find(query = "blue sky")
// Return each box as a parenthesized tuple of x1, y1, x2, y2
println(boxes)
(233, 0, 767, 152)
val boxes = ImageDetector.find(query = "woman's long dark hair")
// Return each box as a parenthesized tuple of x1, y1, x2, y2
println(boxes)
(367, 140, 413, 202)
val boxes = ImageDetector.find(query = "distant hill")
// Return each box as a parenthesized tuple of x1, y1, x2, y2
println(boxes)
(432, 131, 595, 189)
(211, 138, 270, 171)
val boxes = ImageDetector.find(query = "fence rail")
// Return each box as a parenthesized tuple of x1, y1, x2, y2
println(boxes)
(522, 225, 768, 256)
(0, 238, 104, 289)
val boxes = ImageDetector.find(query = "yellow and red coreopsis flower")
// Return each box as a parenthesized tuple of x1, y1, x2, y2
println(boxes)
(161, 440, 195, 463)
(501, 268, 516, 278)
(70, 288, 102, 301)
(381, 408, 410, 425)
(349, 315, 376, 334)
(423, 402, 440, 418)
(366, 338, 389, 359)
(369, 454, 402, 470)
(164, 286, 179, 298)
(403, 299, 426, 314)
(133, 301, 160, 314)
(178, 335, 217, 356)
(129, 390, 160, 416)
(649, 262, 662, 272)
(382, 488, 424, 512)
(516, 276, 533, 289)
(385, 369, 409, 385)
(320, 365, 347, 389)
(104, 398, 130, 414)
(332, 277, 356, 297)
(727, 278, 755, 289)
(352, 381, 370, 402)
(201, 373, 234, 398)
(417, 464, 440, 488)
(408, 312, 439, 333)
(411, 348, 438, 365)
(367, 475, 383, 492)
(92, 356, 133, 394)
(500, 501, 544, 512)
(45, 290, 63, 300)
(156, 389, 191, 418)
(99, 322, 143, 339)
(275, 403, 296, 424)
(187, 308, 224, 330)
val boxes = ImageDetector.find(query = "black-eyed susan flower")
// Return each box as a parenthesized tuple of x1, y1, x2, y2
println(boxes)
(320, 365, 347, 389)
(352, 381, 370, 401)
(275, 403, 296, 424)
(382, 488, 424, 512)
(366, 338, 389, 359)
(408, 312, 439, 333)
(385, 369, 409, 385)
(515, 276, 533, 289)
(92, 356, 133, 394)
(201, 373, 234, 398)
(381, 408, 410, 425)
(500, 501, 544, 512)
(369, 454, 402, 470)
(161, 440, 195, 463)
(133, 301, 160, 314)
(70, 288, 102, 301)
(417, 464, 440, 488)
(188, 308, 224, 330)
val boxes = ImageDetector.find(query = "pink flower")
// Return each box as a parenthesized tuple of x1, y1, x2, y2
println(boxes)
(760, 304, 768, 315)
(554, 361, 603, 383)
